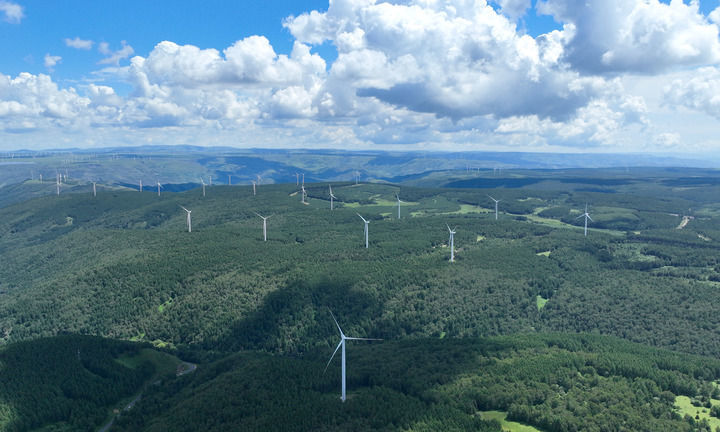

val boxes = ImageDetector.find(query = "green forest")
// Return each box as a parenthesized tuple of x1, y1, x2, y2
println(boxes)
(3, 168, 720, 430)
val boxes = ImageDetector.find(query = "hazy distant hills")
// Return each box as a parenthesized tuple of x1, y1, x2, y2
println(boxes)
(3, 162, 720, 430)
(0, 147, 715, 194)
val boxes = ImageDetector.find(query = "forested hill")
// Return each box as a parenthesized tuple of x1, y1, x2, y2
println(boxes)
(3, 173, 720, 429)
(116, 333, 720, 432)
(2, 178, 720, 358)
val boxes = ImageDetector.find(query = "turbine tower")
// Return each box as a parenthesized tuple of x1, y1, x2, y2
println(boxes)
(228, 174, 232, 185)
(255, 212, 270, 241)
(252, 180, 256, 196)
(324, 308, 381, 402)
(447, 224, 457, 262)
(180, 206, 192, 232)
(92, 181, 96, 197)
(329, 185, 337, 210)
(139, 180, 143, 192)
(488, 195, 501, 220)
(56, 174, 60, 195)
(396, 193, 404, 219)
(157, 181, 162, 197)
(295, 173, 299, 186)
(201, 178, 206, 197)
(301, 185, 307, 203)
(577, 204, 593, 236)
(357, 213, 370, 248)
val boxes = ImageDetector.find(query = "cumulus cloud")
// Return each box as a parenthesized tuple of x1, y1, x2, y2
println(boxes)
(494, 0, 531, 21)
(64, 37, 93, 50)
(663, 66, 720, 119)
(43, 54, 61, 71)
(287, 0, 618, 123)
(3, 0, 715, 152)
(537, 0, 720, 74)
(0, 1, 23, 24)
(98, 41, 135, 65)
(0, 73, 89, 128)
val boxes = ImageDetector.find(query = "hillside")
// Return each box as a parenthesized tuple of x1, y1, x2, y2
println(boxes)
(113, 334, 720, 432)
(2, 170, 720, 429)
(2, 177, 720, 358)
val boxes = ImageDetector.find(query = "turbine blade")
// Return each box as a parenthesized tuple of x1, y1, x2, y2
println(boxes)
(587, 214, 593, 222)
(344, 337, 383, 341)
(179, 205, 189, 212)
(576, 214, 584, 219)
(323, 340, 343, 374)
(328, 307, 344, 336)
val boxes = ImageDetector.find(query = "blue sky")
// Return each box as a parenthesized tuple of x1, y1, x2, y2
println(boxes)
(1, 0, 720, 154)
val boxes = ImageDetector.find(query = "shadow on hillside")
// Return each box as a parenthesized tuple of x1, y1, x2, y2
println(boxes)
(218, 275, 385, 355)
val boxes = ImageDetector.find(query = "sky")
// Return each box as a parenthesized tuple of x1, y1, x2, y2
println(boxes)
(1, 0, 720, 155)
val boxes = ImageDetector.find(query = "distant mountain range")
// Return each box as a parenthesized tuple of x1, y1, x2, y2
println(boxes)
(0, 146, 715, 190)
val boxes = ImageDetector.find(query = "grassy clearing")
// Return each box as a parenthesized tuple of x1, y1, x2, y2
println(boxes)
(480, 411, 544, 432)
(536, 295, 548, 311)
(524, 214, 625, 236)
(157, 298, 173, 313)
(477, 235, 486, 242)
(454, 204, 491, 214)
(115, 348, 181, 376)
(536, 251, 551, 257)
(675, 396, 720, 430)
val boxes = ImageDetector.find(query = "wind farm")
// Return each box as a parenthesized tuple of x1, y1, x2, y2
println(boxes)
(4, 153, 720, 432)
(4, 0, 720, 428)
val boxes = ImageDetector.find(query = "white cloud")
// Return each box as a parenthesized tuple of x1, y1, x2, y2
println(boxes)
(43, 54, 61, 71)
(64, 37, 93, 50)
(98, 41, 135, 65)
(287, 0, 618, 123)
(0, 1, 23, 24)
(0, 73, 89, 130)
(3, 0, 719, 153)
(494, 0, 531, 20)
(663, 66, 720, 119)
(537, 0, 720, 74)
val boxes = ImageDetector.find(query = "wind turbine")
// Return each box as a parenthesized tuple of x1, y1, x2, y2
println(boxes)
(329, 185, 336, 210)
(228, 174, 232, 186)
(180, 206, 192, 232)
(156, 181, 162, 197)
(139, 180, 143, 192)
(447, 224, 457, 262)
(295, 173, 299, 186)
(302, 173, 305, 187)
(92, 181, 96, 197)
(255, 212, 270, 241)
(200, 178, 206, 197)
(39, 173, 42, 183)
(395, 193, 404, 219)
(56, 174, 60, 195)
(301, 185, 307, 204)
(577, 204, 593, 237)
(488, 195, 501, 220)
(354, 171, 360, 185)
(252, 180, 257, 196)
(357, 213, 370, 248)
(324, 308, 381, 402)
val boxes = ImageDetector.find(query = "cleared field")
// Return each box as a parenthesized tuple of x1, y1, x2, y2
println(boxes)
(675, 396, 720, 430)
(480, 411, 544, 432)
(536, 295, 548, 310)
(115, 348, 182, 376)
